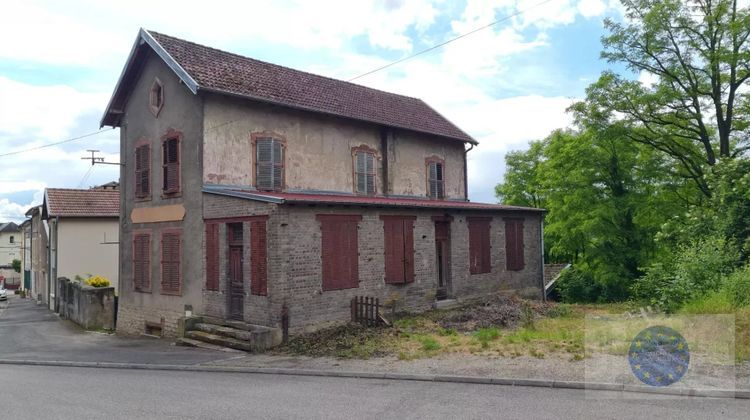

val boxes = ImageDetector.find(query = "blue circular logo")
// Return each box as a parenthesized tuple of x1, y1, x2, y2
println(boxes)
(628, 325, 689, 387)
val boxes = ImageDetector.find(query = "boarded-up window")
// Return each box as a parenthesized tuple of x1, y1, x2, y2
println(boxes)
(381, 216, 415, 284)
(161, 230, 181, 294)
(354, 151, 375, 195)
(468, 217, 491, 274)
(250, 220, 268, 296)
(205, 223, 219, 291)
(162, 137, 180, 194)
(427, 160, 444, 199)
(133, 233, 151, 292)
(256, 137, 284, 191)
(504, 218, 525, 271)
(135, 144, 150, 199)
(317, 215, 361, 291)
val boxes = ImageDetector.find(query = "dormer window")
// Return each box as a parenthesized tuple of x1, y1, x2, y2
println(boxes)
(426, 157, 445, 199)
(149, 78, 164, 117)
(353, 147, 376, 195)
(254, 134, 285, 192)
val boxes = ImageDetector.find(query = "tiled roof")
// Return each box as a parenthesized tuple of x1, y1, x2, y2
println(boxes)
(103, 29, 475, 144)
(44, 188, 120, 218)
(203, 186, 544, 213)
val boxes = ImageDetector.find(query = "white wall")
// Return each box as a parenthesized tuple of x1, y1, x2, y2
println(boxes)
(56, 218, 119, 290)
(0, 231, 21, 266)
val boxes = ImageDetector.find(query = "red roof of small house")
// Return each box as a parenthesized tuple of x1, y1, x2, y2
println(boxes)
(101, 29, 476, 145)
(44, 188, 120, 218)
(203, 186, 544, 213)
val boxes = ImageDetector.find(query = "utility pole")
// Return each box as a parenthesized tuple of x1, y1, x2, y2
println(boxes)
(81, 150, 122, 166)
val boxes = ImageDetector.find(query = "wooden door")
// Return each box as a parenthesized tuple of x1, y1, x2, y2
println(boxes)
(434, 221, 451, 300)
(227, 223, 244, 320)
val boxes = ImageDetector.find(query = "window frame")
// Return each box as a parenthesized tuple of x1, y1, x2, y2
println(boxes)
(134, 139, 151, 201)
(132, 230, 152, 293)
(467, 217, 492, 275)
(149, 78, 164, 117)
(317, 214, 362, 291)
(160, 228, 182, 295)
(161, 129, 182, 197)
(352, 145, 378, 196)
(425, 156, 445, 199)
(252, 132, 286, 192)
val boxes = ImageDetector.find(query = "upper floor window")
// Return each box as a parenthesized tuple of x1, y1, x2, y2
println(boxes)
(134, 143, 151, 199)
(9, 236, 14, 244)
(149, 78, 164, 117)
(353, 148, 376, 195)
(426, 157, 445, 199)
(162, 136, 180, 195)
(255, 135, 284, 192)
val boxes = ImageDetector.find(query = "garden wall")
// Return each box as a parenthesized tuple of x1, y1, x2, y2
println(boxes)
(56, 277, 116, 330)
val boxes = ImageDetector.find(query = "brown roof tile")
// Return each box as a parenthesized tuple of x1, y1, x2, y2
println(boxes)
(146, 30, 475, 144)
(45, 188, 119, 218)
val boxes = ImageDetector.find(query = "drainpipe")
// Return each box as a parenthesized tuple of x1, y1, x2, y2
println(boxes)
(380, 127, 389, 196)
(463, 142, 474, 201)
(539, 217, 546, 302)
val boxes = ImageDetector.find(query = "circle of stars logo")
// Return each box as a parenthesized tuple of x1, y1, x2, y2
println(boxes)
(628, 325, 689, 387)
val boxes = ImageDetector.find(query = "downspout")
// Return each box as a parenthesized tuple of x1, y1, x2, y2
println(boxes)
(463, 142, 474, 201)
(380, 127, 389, 195)
(539, 216, 546, 302)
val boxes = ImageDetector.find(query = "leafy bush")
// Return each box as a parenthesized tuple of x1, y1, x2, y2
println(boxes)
(84, 275, 111, 288)
(633, 236, 738, 311)
(722, 265, 750, 308)
(555, 267, 602, 303)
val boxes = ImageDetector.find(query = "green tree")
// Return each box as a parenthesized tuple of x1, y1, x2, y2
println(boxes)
(590, 0, 750, 196)
(495, 140, 546, 208)
(12, 259, 20, 273)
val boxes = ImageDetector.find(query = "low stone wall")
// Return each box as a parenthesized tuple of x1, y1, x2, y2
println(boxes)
(56, 277, 116, 330)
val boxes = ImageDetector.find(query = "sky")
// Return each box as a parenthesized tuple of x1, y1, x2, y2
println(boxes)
(0, 0, 630, 223)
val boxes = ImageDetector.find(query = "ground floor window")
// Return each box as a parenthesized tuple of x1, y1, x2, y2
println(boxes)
(133, 232, 151, 292)
(160, 229, 182, 294)
(504, 218, 525, 271)
(317, 214, 362, 291)
(468, 217, 491, 274)
(381, 216, 415, 284)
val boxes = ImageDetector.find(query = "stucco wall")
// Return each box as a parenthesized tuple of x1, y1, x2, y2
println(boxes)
(56, 218, 119, 289)
(202, 95, 466, 199)
(117, 48, 204, 336)
(0, 231, 21, 266)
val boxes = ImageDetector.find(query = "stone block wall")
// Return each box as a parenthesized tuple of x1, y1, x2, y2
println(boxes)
(56, 277, 116, 331)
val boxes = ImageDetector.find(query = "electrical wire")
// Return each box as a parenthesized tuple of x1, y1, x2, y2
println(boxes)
(0, 128, 114, 158)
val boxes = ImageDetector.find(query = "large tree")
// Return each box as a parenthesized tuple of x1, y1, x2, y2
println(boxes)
(590, 0, 750, 196)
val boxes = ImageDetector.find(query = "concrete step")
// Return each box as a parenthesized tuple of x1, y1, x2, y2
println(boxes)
(184, 330, 256, 352)
(175, 337, 243, 353)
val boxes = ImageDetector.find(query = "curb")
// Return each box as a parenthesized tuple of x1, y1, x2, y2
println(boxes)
(0, 359, 747, 399)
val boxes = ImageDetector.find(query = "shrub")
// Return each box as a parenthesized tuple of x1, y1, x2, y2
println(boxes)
(85, 275, 111, 288)
(722, 265, 750, 308)
(418, 335, 441, 351)
(555, 267, 602, 303)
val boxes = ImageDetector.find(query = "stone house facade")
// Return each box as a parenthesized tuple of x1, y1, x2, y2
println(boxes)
(102, 29, 545, 338)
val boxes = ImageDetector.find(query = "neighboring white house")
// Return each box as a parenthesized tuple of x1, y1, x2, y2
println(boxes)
(42, 185, 119, 308)
(0, 222, 22, 289)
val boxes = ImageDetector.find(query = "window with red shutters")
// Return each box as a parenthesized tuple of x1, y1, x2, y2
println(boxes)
(134, 144, 150, 199)
(205, 223, 220, 291)
(160, 230, 181, 294)
(133, 232, 151, 292)
(250, 220, 268, 296)
(504, 218, 525, 271)
(468, 217, 491, 275)
(381, 216, 415, 284)
(162, 137, 180, 195)
(317, 215, 361, 291)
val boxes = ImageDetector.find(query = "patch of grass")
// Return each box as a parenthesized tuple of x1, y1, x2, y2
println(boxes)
(418, 335, 442, 351)
(679, 291, 735, 314)
(439, 327, 458, 336)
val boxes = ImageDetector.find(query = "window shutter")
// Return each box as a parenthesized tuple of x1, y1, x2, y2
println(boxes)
(272, 140, 283, 190)
(133, 233, 151, 291)
(161, 231, 181, 293)
(318, 215, 361, 291)
(162, 138, 180, 194)
(250, 220, 267, 296)
(505, 219, 525, 271)
(257, 138, 283, 191)
(428, 161, 444, 199)
(468, 218, 491, 274)
(135, 145, 150, 198)
(382, 216, 415, 284)
(205, 223, 219, 291)
(356, 152, 366, 193)
(403, 218, 415, 283)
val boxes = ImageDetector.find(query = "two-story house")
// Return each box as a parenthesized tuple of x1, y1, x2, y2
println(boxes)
(102, 29, 545, 342)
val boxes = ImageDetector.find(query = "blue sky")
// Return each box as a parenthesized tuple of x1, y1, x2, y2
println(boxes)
(0, 0, 628, 222)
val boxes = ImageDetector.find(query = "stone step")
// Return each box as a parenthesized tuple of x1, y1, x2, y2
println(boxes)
(175, 337, 243, 353)
(184, 330, 255, 352)
(201, 316, 277, 333)
(194, 322, 258, 341)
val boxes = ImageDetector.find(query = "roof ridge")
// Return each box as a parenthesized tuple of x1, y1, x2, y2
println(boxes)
(145, 30, 427, 103)
(46, 187, 119, 192)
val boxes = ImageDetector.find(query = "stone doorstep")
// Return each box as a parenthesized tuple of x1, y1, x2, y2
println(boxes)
(184, 331, 257, 352)
(175, 337, 244, 353)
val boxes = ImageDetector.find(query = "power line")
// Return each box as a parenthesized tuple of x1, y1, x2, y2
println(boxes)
(348, 0, 555, 82)
(0, 128, 114, 158)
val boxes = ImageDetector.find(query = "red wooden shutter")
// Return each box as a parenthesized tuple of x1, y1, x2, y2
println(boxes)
(250, 220, 268, 296)
(162, 138, 180, 194)
(205, 223, 219, 291)
(505, 218, 525, 271)
(468, 218, 491, 274)
(135, 145, 150, 199)
(161, 230, 181, 294)
(133, 233, 150, 291)
(318, 215, 361, 291)
(382, 216, 415, 284)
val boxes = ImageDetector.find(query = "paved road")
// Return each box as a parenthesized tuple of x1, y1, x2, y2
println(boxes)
(0, 295, 231, 365)
(1, 364, 748, 420)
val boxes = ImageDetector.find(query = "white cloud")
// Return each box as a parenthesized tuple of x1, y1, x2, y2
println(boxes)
(638, 70, 659, 88)
(578, 0, 607, 18)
